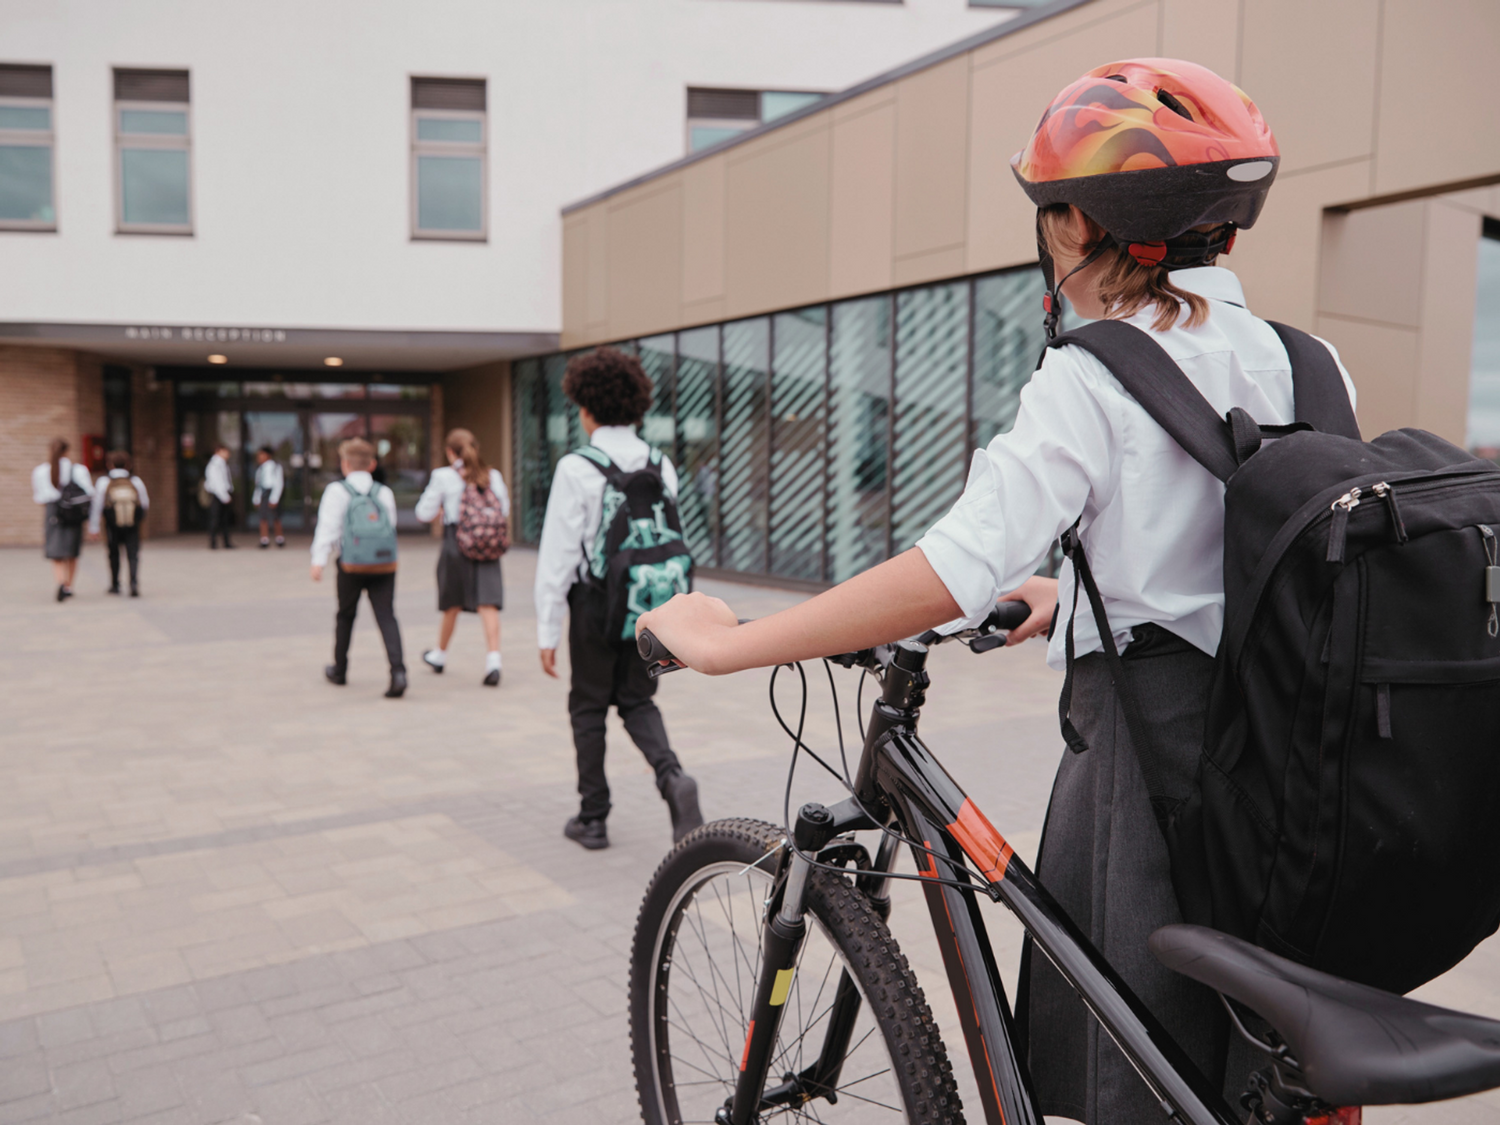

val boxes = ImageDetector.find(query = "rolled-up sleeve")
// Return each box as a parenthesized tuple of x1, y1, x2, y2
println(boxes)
(916, 348, 1120, 619)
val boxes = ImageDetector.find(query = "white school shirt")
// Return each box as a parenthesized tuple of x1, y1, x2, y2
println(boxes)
(533, 425, 681, 651)
(204, 453, 234, 504)
(88, 469, 150, 534)
(310, 472, 398, 567)
(252, 460, 284, 506)
(31, 458, 93, 505)
(916, 267, 1357, 670)
(414, 465, 510, 525)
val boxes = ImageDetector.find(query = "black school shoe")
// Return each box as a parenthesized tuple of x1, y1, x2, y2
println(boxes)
(421, 650, 445, 673)
(483, 668, 501, 687)
(324, 664, 347, 686)
(564, 816, 608, 850)
(130, 585, 139, 598)
(56, 584, 67, 602)
(107, 585, 121, 595)
(385, 669, 407, 699)
(662, 771, 704, 843)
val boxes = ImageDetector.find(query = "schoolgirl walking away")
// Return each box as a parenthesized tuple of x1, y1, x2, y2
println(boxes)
(414, 429, 510, 686)
(32, 437, 94, 602)
(638, 59, 1351, 1125)
(88, 450, 149, 597)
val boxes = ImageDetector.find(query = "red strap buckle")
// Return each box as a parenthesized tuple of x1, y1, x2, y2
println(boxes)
(1127, 241, 1168, 267)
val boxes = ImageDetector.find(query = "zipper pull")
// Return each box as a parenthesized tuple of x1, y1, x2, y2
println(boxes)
(1483, 526, 1499, 638)
(1326, 487, 1362, 564)
(1371, 482, 1408, 543)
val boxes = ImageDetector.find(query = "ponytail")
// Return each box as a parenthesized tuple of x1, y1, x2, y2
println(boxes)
(48, 437, 68, 490)
(445, 428, 491, 490)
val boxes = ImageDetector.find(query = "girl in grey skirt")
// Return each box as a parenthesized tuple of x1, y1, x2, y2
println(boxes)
(414, 428, 510, 686)
(31, 437, 95, 602)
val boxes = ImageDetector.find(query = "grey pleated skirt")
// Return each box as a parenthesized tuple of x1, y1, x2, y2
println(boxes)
(437, 524, 504, 612)
(1020, 629, 1257, 1124)
(43, 503, 82, 560)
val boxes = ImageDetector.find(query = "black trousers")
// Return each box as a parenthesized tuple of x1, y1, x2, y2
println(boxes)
(334, 566, 405, 675)
(107, 524, 140, 589)
(568, 584, 681, 821)
(208, 497, 234, 547)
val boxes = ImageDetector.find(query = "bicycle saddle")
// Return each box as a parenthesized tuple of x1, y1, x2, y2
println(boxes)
(1150, 924, 1500, 1106)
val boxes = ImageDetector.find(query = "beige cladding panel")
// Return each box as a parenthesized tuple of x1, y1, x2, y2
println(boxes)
(1317, 199, 1427, 327)
(1375, 0, 1500, 197)
(1238, 0, 1379, 176)
(606, 183, 684, 342)
(830, 92, 896, 298)
(1315, 315, 1419, 438)
(1229, 158, 1371, 330)
(1159, 0, 1241, 85)
(893, 57, 971, 266)
(723, 120, 832, 319)
(964, 0, 1160, 276)
(681, 156, 727, 306)
(562, 216, 589, 341)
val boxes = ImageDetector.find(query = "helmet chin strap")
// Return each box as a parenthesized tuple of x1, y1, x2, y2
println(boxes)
(1039, 219, 1115, 340)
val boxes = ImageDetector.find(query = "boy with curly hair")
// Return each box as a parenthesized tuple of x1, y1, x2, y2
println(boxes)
(534, 347, 703, 851)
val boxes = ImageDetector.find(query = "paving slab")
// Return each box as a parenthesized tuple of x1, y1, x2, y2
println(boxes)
(0, 537, 1496, 1124)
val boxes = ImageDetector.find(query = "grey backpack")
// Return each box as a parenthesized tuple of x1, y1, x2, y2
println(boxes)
(339, 482, 398, 573)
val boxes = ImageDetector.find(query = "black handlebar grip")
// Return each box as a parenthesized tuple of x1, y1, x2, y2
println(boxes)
(637, 628, 674, 665)
(991, 601, 1032, 631)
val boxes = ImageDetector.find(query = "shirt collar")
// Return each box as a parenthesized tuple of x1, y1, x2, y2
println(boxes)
(109, 469, 129, 477)
(344, 470, 373, 490)
(590, 425, 641, 453)
(1167, 266, 1247, 309)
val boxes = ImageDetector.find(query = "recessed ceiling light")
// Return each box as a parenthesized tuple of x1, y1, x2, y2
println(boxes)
(324, 356, 344, 367)
(207, 354, 228, 365)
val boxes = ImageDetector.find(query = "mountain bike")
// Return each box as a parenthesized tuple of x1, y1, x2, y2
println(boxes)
(629, 605, 1500, 1125)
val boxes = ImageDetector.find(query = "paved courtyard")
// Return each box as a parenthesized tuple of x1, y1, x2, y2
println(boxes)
(0, 536, 1496, 1125)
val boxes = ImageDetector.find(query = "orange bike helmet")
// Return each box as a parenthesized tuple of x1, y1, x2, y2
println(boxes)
(1013, 58, 1279, 246)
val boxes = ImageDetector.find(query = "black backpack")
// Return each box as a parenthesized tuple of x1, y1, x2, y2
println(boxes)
(1051, 318, 1500, 994)
(575, 446, 694, 643)
(55, 476, 92, 527)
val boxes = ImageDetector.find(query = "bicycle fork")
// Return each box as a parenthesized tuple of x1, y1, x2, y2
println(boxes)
(724, 804, 856, 1125)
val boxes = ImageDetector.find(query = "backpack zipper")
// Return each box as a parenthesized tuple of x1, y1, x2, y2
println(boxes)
(1483, 525, 1499, 638)
(1326, 487, 1362, 563)
(1370, 481, 1409, 544)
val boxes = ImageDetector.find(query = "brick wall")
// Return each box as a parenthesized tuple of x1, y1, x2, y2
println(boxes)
(0, 347, 81, 547)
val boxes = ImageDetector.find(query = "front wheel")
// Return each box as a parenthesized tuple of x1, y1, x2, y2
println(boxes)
(629, 817, 965, 1124)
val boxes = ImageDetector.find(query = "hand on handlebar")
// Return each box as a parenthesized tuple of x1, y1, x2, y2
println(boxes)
(635, 591, 740, 675)
(1000, 576, 1058, 646)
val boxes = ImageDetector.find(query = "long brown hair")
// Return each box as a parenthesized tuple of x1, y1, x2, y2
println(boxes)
(445, 428, 490, 490)
(48, 437, 68, 489)
(1038, 204, 1209, 332)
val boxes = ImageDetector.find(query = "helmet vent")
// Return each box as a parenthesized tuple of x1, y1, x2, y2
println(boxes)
(1154, 88, 1194, 121)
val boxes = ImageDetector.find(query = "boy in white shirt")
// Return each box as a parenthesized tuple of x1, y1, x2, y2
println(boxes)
(252, 446, 286, 548)
(88, 450, 149, 597)
(534, 348, 703, 851)
(311, 438, 406, 698)
(204, 443, 235, 550)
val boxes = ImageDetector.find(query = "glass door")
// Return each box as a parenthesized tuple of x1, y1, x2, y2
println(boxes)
(243, 412, 306, 531)
(368, 413, 428, 530)
(307, 412, 366, 518)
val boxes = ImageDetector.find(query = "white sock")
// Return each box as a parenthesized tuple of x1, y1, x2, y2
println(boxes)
(427, 649, 446, 667)
(485, 651, 501, 673)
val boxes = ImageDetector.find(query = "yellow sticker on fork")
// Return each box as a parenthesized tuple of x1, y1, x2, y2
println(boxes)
(769, 968, 796, 1007)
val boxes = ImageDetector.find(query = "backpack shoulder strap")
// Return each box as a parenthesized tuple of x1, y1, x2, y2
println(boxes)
(340, 479, 360, 500)
(1048, 320, 1239, 483)
(1265, 321, 1362, 440)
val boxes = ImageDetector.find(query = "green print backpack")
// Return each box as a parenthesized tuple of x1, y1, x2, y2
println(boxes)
(576, 446, 693, 642)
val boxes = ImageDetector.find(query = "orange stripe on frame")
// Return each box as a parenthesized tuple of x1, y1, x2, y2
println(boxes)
(946, 799, 1014, 884)
(739, 1021, 755, 1071)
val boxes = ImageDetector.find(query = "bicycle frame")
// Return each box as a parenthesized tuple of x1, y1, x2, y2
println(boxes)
(730, 638, 1242, 1125)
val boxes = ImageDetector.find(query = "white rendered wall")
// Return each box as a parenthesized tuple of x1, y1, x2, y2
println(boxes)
(0, 0, 1010, 335)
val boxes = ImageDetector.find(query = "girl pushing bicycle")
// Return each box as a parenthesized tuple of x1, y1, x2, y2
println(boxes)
(637, 58, 1352, 1125)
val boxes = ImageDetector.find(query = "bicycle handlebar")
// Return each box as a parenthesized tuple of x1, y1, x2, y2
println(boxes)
(637, 600, 1034, 677)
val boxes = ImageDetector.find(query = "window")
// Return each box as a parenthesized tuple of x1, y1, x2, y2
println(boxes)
(0, 64, 56, 231)
(411, 77, 486, 240)
(686, 88, 825, 153)
(114, 68, 192, 234)
(1468, 218, 1500, 463)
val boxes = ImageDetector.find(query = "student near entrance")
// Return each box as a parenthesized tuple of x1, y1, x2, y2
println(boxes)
(203, 442, 236, 550)
(252, 446, 286, 548)
(636, 59, 1357, 1125)
(88, 451, 149, 597)
(535, 348, 703, 851)
(310, 438, 407, 699)
(32, 437, 94, 602)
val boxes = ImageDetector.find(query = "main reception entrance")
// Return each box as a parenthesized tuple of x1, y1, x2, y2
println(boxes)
(168, 371, 434, 533)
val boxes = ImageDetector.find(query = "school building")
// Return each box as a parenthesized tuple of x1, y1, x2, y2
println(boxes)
(4, 0, 1497, 587)
(0, 0, 1015, 544)
(512, 0, 1500, 588)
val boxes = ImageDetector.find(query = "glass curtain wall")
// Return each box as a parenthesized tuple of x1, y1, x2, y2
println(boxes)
(512, 264, 1047, 584)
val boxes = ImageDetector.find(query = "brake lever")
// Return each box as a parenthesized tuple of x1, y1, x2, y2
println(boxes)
(969, 633, 1008, 654)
